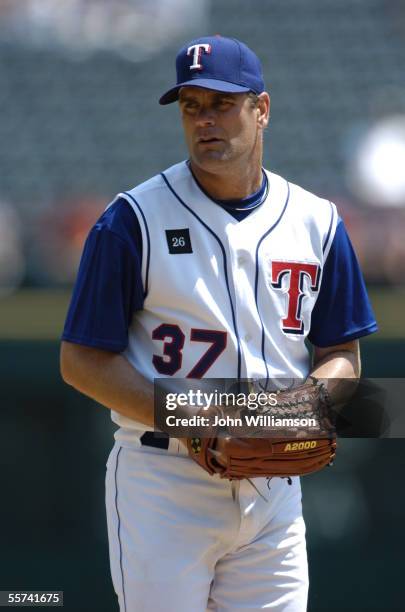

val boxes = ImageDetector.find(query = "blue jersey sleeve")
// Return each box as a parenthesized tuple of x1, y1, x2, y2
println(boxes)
(308, 218, 378, 347)
(62, 197, 144, 352)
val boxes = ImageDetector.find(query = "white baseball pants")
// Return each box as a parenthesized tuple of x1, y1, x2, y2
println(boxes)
(105, 438, 308, 612)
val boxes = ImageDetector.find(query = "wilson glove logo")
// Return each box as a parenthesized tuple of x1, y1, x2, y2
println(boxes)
(284, 441, 318, 452)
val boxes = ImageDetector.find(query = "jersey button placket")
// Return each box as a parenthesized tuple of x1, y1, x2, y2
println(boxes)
(230, 237, 258, 378)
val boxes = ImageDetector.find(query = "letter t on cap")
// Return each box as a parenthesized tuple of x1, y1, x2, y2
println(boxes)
(187, 44, 212, 70)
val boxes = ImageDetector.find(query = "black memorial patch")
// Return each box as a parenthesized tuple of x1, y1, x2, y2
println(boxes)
(165, 228, 193, 254)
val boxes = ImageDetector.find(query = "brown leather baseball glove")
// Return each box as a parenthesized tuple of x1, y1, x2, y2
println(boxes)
(187, 377, 337, 480)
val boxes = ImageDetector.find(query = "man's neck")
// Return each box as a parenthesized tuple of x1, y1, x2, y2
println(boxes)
(189, 160, 263, 201)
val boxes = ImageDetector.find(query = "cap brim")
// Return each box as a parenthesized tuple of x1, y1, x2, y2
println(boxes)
(159, 79, 251, 105)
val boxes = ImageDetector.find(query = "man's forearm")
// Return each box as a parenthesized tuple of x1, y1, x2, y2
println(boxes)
(60, 342, 155, 427)
(310, 343, 361, 405)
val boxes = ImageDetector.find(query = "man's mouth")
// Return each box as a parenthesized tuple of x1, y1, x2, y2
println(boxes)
(197, 136, 223, 144)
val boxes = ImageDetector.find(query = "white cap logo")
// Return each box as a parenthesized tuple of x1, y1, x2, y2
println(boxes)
(187, 44, 211, 70)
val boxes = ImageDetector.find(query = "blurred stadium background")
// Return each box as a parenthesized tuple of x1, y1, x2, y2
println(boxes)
(0, 1, 404, 611)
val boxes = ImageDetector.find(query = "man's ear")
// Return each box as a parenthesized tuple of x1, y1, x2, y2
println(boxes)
(257, 92, 270, 128)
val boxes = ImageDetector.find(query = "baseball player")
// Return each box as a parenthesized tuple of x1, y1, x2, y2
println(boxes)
(60, 36, 377, 611)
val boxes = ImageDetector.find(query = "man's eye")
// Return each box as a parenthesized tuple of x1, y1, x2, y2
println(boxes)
(183, 101, 198, 110)
(216, 99, 232, 108)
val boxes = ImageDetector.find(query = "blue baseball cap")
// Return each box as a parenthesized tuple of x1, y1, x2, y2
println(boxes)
(159, 35, 265, 105)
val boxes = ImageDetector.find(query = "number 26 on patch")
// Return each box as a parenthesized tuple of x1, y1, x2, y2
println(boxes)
(172, 236, 185, 247)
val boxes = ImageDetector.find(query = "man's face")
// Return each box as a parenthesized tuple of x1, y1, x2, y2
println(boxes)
(178, 87, 268, 172)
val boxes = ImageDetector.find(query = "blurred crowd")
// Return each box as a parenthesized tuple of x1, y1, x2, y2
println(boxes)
(0, 0, 208, 60)
(1, 0, 405, 293)
(2, 190, 404, 294)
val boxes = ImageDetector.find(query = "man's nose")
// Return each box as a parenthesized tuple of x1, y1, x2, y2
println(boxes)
(195, 106, 216, 126)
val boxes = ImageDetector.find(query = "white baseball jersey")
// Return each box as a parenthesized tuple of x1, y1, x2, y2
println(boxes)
(112, 160, 337, 431)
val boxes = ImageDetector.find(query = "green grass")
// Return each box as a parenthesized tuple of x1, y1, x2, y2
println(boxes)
(0, 288, 403, 340)
(0, 290, 69, 340)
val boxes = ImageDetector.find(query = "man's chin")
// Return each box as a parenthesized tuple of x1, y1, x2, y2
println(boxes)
(191, 151, 232, 172)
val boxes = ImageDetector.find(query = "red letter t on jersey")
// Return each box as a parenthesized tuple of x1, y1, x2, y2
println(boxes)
(271, 261, 320, 334)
